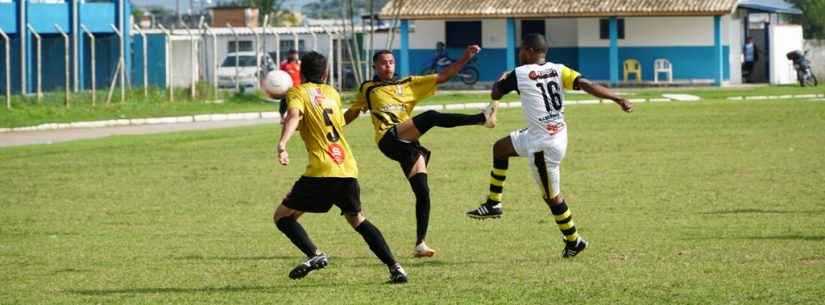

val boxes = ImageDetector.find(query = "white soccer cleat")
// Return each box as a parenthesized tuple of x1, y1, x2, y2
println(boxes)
(413, 242, 436, 258)
(482, 100, 499, 128)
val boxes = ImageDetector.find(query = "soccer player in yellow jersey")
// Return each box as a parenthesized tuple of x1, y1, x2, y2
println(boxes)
(273, 52, 407, 283)
(344, 45, 499, 257)
(466, 34, 633, 258)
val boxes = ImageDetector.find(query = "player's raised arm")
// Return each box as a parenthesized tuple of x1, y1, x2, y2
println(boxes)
(576, 78, 633, 113)
(277, 108, 302, 165)
(491, 71, 517, 101)
(436, 45, 481, 84)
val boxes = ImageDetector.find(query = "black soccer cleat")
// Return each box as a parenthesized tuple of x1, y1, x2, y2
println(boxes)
(387, 264, 408, 284)
(561, 237, 588, 258)
(288, 252, 328, 279)
(466, 202, 503, 219)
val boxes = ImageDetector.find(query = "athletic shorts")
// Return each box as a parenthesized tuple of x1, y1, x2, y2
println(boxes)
(378, 126, 431, 176)
(509, 128, 568, 199)
(281, 176, 361, 215)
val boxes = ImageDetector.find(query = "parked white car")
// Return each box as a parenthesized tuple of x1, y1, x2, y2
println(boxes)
(217, 52, 275, 91)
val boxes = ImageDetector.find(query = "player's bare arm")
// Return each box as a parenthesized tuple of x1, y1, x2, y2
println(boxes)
(436, 45, 481, 84)
(344, 106, 361, 125)
(490, 71, 510, 100)
(576, 78, 634, 113)
(277, 108, 302, 166)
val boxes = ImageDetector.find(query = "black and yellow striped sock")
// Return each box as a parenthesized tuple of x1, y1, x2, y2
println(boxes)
(487, 158, 509, 205)
(548, 201, 580, 242)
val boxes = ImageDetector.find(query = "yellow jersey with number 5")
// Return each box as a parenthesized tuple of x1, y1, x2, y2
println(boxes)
(286, 83, 358, 178)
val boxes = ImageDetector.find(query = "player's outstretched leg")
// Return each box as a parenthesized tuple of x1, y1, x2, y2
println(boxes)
(546, 197, 588, 258)
(408, 172, 434, 257)
(274, 206, 328, 279)
(347, 214, 408, 284)
(468, 135, 519, 219)
(410, 101, 498, 136)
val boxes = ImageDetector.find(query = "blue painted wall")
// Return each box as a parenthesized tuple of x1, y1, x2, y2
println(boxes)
(0, 2, 17, 33)
(80, 34, 118, 90)
(80, 2, 117, 33)
(398, 46, 730, 82)
(0, 35, 22, 94)
(131, 34, 167, 88)
(28, 3, 71, 34)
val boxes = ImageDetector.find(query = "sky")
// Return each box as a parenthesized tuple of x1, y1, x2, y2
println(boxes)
(132, 0, 311, 12)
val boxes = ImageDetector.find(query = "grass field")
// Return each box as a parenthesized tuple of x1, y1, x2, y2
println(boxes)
(2, 99, 825, 304)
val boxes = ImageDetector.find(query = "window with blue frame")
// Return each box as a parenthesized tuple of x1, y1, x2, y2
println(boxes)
(599, 18, 625, 40)
(445, 21, 482, 47)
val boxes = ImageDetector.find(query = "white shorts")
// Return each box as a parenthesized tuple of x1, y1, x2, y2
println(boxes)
(509, 128, 568, 199)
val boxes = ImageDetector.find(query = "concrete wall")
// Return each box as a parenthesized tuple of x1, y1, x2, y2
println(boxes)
(769, 25, 804, 84)
(804, 39, 825, 81)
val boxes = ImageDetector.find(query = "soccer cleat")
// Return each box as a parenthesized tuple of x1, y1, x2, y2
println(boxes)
(482, 100, 499, 128)
(387, 264, 409, 284)
(413, 242, 436, 258)
(466, 202, 503, 219)
(288, 252, 328, 279)
(561, 237, 588, 258)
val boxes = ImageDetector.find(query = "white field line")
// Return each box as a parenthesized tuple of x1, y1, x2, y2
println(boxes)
(4, 93, 822, 133)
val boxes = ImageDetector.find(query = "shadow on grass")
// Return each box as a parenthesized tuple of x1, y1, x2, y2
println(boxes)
(745, 235, 825, 241)
(701, 208, 825, 215)
(171, 255, 377, 262)
(68, 285, 279, 295)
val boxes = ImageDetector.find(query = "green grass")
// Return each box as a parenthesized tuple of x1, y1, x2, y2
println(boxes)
(2, 84, 823, 128)
(2, 98, 825, 304)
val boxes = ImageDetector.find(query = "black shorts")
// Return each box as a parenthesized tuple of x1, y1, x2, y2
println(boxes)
(378, 126, 431, 175)
(281, 176, 361, 215)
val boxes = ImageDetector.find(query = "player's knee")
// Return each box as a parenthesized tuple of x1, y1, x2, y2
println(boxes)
(344, 212, 365, 228)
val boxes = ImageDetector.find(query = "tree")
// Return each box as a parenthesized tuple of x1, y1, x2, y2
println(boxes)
(217, 0, 283, 25)
(788, 0, 825, 39)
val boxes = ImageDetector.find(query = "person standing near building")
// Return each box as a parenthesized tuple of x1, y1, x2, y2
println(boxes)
(279, 50, 302, 117)
(743, 37, 760, 83)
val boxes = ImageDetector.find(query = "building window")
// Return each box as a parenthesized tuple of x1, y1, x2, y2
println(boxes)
(445, 21, 482, 47)
(599, 18, 625, 40)
(228, 40, 253, 53)
(521, 20, 546, 41)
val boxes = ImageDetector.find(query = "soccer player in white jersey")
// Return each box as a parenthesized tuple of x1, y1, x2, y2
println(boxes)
(466, 34, 633, 257)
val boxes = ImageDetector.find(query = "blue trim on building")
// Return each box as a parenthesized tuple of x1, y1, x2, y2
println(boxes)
(131, 34, 167, 88)
(0, 36, 22, 94)
(608, 16, 619, 86)
(0, 2, 17, 33)
(400, 46, 730, 83)
(80, 2, 117, 33)
(506, 17, 516, 70)
(28, 3, 71, 34)
(713, 15, 723, 86)
(400, 19, 410, 77)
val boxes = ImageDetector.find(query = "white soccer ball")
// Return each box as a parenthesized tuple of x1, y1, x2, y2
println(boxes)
(262, 70, 293, 98)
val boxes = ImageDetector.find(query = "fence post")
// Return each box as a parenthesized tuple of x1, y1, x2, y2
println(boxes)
(0, 29, 10, 109)
(27, 25, 42, 103)
(55, 24, 71, 107)
(110, 24, 124, 103)
(81, 25, 96, 106)
(158, 24, 173, 102)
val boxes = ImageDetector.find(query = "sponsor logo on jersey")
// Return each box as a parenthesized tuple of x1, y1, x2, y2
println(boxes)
(528, 69, 559, 81)
(380, 103, 405, 114)
(326, 143, 347, 165)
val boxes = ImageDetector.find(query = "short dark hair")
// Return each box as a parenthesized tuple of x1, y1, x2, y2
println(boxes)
(522, 33, 548, 53)
(372, 50, 394, 63)
(300, 51, 327, 84)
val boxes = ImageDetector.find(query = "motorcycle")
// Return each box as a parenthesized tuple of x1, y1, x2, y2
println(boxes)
(421, 48, 480, 85)
(786, 50, 818, 87)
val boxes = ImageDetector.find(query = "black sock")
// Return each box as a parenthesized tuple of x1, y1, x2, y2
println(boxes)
(355, 220, 397, 267)
(275, 217, 318, 257)
(408, 173, 430, 244)
(412, 110, 486, 134)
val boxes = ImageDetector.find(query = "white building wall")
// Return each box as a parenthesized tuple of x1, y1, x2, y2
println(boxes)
(545, 18, 578, 47)
(410, 20, 445, 49)
(483, 19, 507, 48)
(577, 16, 717, 47)
(727, 14, 744, 84)
(770, 24, 804, 84)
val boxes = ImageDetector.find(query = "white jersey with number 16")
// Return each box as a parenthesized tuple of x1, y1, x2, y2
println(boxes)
(497, 62, 582, 139)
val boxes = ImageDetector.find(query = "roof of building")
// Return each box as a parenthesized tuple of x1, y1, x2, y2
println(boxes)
(738, 0, 802, 14)
(379, 0, 742, 19)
